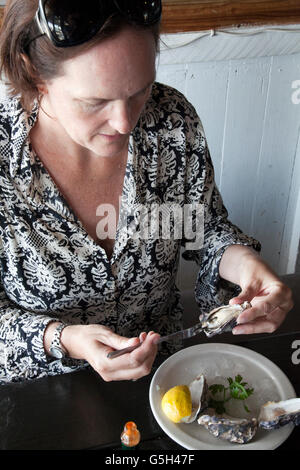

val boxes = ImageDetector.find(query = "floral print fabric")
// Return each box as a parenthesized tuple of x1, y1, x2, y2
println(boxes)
(0, 83, 260, 383)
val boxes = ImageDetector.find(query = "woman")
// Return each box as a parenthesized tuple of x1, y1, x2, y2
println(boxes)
(0, 0, 293, 384)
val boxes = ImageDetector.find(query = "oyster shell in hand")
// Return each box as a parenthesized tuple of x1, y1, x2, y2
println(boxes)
(258, 398, 300, 429)
(200, 301, 252, 337)
(197, 413, 258, 444)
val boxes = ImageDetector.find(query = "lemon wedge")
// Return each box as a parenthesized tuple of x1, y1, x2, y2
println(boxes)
(161, 385, 192, 423)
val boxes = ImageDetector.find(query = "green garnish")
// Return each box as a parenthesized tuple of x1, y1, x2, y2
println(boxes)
(208, 374, 254, 414)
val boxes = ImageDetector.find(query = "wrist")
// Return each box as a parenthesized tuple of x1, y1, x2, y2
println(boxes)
(232, 248, 280, 291)
(219, 245, 260, 285)
(60, 324, 85, 360)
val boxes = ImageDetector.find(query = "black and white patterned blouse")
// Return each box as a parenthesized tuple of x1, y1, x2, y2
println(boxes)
(0, 82, 260, 384)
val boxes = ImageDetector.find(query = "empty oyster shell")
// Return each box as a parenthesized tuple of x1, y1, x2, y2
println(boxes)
(200, 301, 252, 337)
(181, 374, 208, 423)
(258, 398, 300, 429)
(198, 413, 258, 444)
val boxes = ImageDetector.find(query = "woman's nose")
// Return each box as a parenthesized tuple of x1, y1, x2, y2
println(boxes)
(109, 100, 133, 135)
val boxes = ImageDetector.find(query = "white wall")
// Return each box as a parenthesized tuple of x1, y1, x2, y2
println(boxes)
(156, 25, 300, 291)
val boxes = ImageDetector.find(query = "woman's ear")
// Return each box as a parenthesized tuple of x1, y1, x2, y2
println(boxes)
(36, 83, 48, 95)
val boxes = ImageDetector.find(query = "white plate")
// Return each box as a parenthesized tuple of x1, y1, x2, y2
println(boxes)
(149, 343, 296, 450)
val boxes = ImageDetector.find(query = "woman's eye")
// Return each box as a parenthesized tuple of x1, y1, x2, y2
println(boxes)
(82, 101, 105, 112)
(130, 86, 152, 103)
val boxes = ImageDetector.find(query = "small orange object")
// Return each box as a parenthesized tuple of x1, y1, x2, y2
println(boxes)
(120, 421, 141, 448)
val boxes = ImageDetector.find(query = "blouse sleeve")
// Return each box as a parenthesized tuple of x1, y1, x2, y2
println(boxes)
(180, 107, 261, 314)
(0, 279, 60, 383)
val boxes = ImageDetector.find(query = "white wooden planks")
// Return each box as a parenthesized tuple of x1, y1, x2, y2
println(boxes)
(185, 60, 229, 187)
(157, 48, 300, 290)
(219, 57, 271, 238)
(252, 54, 300, 272)
(159, 25, 300, 64)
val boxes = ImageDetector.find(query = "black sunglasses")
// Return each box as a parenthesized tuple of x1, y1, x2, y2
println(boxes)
(28, 0, 162, 49)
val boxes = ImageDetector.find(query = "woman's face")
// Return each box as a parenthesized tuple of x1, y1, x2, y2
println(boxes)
(42, 26, 157, 159)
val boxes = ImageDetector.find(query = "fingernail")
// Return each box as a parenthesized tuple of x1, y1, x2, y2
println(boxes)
(139, 332, 147, 342)
(230, 298, 244, 304)
(152, 333, 160, 344)
(233, 327, 244, 335)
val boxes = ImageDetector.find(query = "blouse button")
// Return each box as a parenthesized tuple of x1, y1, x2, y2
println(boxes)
(106, 280, 115, 289)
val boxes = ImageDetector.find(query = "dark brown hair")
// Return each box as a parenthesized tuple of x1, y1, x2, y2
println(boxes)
(0, 0, 160, 112)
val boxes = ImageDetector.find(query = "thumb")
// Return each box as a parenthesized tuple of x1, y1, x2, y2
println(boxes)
(229, 286, 256, 305)
(105, 330, 140, 351)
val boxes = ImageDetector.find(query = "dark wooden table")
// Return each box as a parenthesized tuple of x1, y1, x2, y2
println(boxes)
(0, 326, 299, 451)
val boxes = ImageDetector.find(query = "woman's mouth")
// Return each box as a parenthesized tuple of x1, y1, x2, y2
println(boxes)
(99, 133, 124, 142)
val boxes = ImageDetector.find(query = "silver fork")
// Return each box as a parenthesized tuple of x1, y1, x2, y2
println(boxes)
(107, 322, 203, 359)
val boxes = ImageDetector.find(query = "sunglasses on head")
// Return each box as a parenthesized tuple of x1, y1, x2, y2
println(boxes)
(29, 0, 162, 48)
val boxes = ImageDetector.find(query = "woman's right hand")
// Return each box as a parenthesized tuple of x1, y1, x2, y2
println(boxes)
(57, 323, 160, 381)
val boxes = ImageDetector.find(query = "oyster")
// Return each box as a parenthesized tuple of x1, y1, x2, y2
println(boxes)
(181, 374, 208, 423)
(201, 301, 252, 337)
(198, 413, 258, 444)
(258, 398, 300, 429)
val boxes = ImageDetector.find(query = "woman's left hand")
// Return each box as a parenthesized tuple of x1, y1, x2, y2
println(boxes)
(229, 254, 294, 335)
